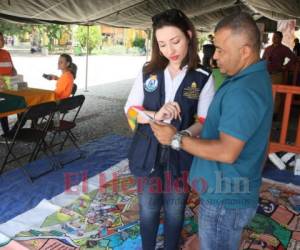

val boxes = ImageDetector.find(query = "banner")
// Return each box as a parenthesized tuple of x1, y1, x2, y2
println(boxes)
(277, 20, 296, 49)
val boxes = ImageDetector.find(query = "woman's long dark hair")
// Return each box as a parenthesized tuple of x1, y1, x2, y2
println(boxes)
(60, 53, 77, 79)
(144, 9, 199, 75)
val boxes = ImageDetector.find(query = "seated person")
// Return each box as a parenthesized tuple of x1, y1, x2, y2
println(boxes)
(0, 31, 18, 136)
(2, 54, 77, 136)
(46, 53, 77, 100)
(262, 31, 296, 75)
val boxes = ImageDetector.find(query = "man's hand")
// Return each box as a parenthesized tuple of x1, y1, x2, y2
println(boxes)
(150, 121, 177, 145)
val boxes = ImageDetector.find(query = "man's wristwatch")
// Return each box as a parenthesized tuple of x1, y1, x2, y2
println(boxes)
(170, 130, 191, 151)
(170, 133, 183, 151)
(180, 129, 192, 137)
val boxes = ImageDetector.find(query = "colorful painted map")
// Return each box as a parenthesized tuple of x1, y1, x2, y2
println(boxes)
(0, 160, 299, 250)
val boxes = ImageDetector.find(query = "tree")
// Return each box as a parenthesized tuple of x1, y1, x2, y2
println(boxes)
(41, 24, 66, 51)
(132, 37, 145, 49)
(74, 25, 101, 54)
(0, 21, 32, 41)
(0, 21, 28, 35)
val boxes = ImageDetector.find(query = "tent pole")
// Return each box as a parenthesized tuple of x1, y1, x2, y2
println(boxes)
(84, 25, 89, 92)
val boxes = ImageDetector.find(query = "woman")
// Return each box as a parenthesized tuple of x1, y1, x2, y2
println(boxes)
(124, 9, 215, 250)
(47, 53, 77, 99)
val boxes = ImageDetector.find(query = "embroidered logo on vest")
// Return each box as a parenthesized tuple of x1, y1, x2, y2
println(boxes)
(183, 81, 200, 100)
(144, 74, 158, 92)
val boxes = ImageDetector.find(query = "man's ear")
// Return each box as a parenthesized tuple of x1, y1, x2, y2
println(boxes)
(187, 30, 192, 39)
(241, 45, 252, 60)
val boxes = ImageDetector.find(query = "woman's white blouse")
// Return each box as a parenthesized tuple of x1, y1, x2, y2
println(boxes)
(124, 66, 215, 122)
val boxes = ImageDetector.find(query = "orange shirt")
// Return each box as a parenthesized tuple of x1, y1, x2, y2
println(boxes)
(0, 49, 14, 76)
(55, 71, 74, 99)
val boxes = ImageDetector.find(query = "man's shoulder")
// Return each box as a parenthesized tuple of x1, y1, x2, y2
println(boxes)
(278, 44, 292, 53)
(280, 43, 288, 49)
(0, 49, 11, 57)
(264, 44, 273, 50)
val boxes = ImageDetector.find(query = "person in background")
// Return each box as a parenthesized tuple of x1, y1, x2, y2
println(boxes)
(46, 53, 77, 99)
(210, 58, 226, 90)
(124, 8, 214, 250)
(151, 12, 273, 250)
(263, 31, 296, 116)
(202, 34, 215, 69)
(0, 31, 17, 136)
(262, 31, 296, 75)
(293, 38, 300, 56)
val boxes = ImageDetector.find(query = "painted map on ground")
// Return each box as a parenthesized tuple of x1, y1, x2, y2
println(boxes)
(0, 160, 198, 250)
(0, 159, 299, 250)
(240, 181, 300, 250)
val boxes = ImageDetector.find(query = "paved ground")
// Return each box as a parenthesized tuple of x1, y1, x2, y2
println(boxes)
(1, 51, 141, 172)
(7, 45, 147, 91)
(75, 79, 134, 141)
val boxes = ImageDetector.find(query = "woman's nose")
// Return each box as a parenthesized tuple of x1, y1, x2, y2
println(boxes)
(167, 45, 175, 55)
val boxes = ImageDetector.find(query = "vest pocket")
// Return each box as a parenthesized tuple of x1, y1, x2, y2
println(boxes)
(128, 131, 150, 171)
(128, 128, 159, 176)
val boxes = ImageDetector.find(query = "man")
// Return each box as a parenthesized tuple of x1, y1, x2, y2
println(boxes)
(262, 31, 296, 74)
(263, 31, 295, 116)
(294, 38, 300, 56)
(150, 12, 273, 250)
(0, 31, 17, 135)
(202, 34, 215, 69)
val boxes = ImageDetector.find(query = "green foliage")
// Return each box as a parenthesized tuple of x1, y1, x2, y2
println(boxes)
(0, 21, 32, 42)
(44, 24, 61, 40)
(96, 45, 141, 55)
(0, 22, 71, 51)
(42, 24, 70, 51)
(132, 37, 145, 49)
(0, 21, 30, 35)
(74, 25, 102, 54)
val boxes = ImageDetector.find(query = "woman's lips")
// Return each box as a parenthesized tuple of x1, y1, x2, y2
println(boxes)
(170, 55, 179, 61)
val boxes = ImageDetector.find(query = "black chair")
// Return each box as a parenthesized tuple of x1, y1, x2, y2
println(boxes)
(49, 95, 85, 165)
(71, 83, 77, 96)
(0, 101, 57, 179)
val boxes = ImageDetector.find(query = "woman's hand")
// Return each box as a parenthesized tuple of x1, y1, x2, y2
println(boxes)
(51, 75, 58, 80)
(154, 102, 181, 121)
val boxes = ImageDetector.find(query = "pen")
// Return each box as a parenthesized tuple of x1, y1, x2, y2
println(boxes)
(178, 113, 182, 122)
